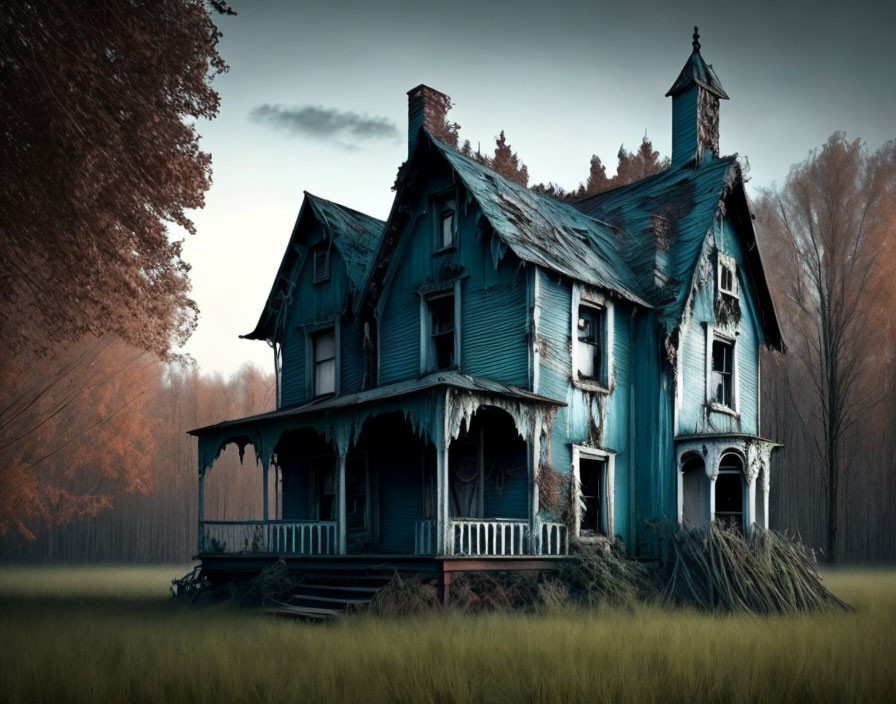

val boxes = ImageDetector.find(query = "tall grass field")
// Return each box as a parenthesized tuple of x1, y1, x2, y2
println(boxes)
(1, 565, 894, 703)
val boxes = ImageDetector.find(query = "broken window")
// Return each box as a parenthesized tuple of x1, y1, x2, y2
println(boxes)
(576, 303, 605, 383)
(313, 328, 336, 397)
(435, 195, 457, 251)
(711, 338, 733, 408)
(428, 293, 456, 370)
(313, 245, 330, 283)
(579, 458, 605, 535)
(717, 252, 737, 297)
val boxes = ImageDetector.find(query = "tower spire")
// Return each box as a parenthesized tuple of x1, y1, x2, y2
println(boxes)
(692, 26, 700, 51)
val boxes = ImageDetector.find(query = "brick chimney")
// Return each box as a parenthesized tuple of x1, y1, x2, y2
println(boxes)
(407, 84, 456, 156)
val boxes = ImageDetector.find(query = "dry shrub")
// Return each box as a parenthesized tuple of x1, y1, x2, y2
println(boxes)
(664, 524, 852, 613)
(536, 463, 569, 518)
(537, 578, 571, 611)
(368, 573, 441, 617)
(559, 540, 659, 606)
(449, 571, 542, 612)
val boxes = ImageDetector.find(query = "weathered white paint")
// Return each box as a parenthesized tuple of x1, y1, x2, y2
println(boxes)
(571, 444, 616, 539)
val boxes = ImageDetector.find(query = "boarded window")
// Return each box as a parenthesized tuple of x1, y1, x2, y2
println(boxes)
(429, 293, 455, 370)
(576, 304, 605, 382)
(711, 339, 733, 407)
(313, 328, 336, 396)
(579, 458, 605, 534)
(313, 246, 330, 283)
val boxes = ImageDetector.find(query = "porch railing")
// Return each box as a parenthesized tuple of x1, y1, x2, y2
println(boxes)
(415, 519, 437, 555)
(415, 518, 569, 556)
(199, 520, 337, 556)
(449, 519, 530, 556)
(536, 521, 568, 556)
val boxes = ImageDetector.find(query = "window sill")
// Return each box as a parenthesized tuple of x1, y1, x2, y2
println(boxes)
(709, 403, 739, 418)
(573, 377, 611, 395)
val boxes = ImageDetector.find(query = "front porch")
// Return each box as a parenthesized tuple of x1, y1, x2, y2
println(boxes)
(190, 373, 569, 563)
(198, 516, 568, 558)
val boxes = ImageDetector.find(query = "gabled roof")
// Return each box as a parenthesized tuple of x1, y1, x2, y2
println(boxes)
(666, 33, 729, 99)
(358, 131, 652, 312)
(243, 192, 384, 342)
(574, 156, 783, 349)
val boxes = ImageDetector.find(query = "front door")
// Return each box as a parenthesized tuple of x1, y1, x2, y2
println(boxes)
(449, 431, 483, 518)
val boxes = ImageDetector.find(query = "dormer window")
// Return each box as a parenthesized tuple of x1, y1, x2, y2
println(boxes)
(313, 245, 330, 284)
(433, 193, 457, 252)
(717, 252, 737, 298)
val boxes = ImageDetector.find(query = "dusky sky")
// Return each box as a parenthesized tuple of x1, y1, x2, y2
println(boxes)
(180, 0, 895, 375)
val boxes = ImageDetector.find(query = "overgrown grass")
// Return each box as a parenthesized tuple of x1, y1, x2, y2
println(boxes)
(1, 566, 894, 703)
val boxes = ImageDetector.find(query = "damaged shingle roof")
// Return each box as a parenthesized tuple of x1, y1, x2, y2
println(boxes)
(574, 155, 783, 348)
(428, 134, 652, 307)
(243, 192, 384, 341)
(574, 155, 737, 329)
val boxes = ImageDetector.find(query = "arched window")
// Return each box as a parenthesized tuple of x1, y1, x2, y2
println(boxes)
(715, 452, 744, 531)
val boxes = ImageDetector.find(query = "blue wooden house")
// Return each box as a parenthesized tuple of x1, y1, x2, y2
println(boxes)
(190, 32, 783, 586)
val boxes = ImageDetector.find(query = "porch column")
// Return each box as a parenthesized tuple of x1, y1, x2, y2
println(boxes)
(337, 450, 347, 555)
(197, 466, 205, 554)
(436, 392, 450, 555)
(762, 464, 771, 530)
(709, 476, 717, 522)
(676, 466, 685, 525)
(745, 478, 756, 535)
(262, 463, 269, 521)
(529, 425, 541, 554)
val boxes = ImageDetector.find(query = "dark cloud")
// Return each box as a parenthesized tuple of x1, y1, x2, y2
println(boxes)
(250, 104, 398, 146)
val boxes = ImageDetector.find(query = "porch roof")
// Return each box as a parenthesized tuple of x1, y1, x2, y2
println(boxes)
(189, 372, 565, 473)
(189, 372, 564, 437)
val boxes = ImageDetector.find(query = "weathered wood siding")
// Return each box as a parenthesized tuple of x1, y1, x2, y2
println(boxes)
(377, 166, 529, 388)
(532, 268, 635, 546)
(278, 220, 367, 407)
(676, 214, 762, 437)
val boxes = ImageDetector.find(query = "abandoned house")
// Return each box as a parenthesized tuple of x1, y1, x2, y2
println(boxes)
(190, 31, 784, 594)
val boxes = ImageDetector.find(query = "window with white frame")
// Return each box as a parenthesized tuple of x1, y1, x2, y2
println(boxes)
(575, 302, 607, 385)
(717, 252, 737, 298)
(312, 328, 336, 397)
(711, 337, 734, 408)
(573, 447, 615, 538)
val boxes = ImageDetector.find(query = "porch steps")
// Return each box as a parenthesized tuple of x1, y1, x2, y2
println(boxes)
(269, 566, 432, 619)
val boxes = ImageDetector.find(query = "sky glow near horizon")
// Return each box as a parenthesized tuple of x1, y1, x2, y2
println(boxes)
(178, 0, 895, 377)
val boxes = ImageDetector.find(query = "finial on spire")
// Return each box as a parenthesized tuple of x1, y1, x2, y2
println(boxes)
(692, 26, 701, 51)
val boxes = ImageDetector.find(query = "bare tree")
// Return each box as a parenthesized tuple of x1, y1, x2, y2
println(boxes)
(757, 133, 896, 562)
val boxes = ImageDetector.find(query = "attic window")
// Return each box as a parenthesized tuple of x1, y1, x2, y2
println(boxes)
(313, 246, 330, 284)
(434, 194, 457, 252)
(717, 252, 737, 297)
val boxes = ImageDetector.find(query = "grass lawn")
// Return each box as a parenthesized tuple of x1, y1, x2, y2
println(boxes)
(1, 565, 894, 703)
